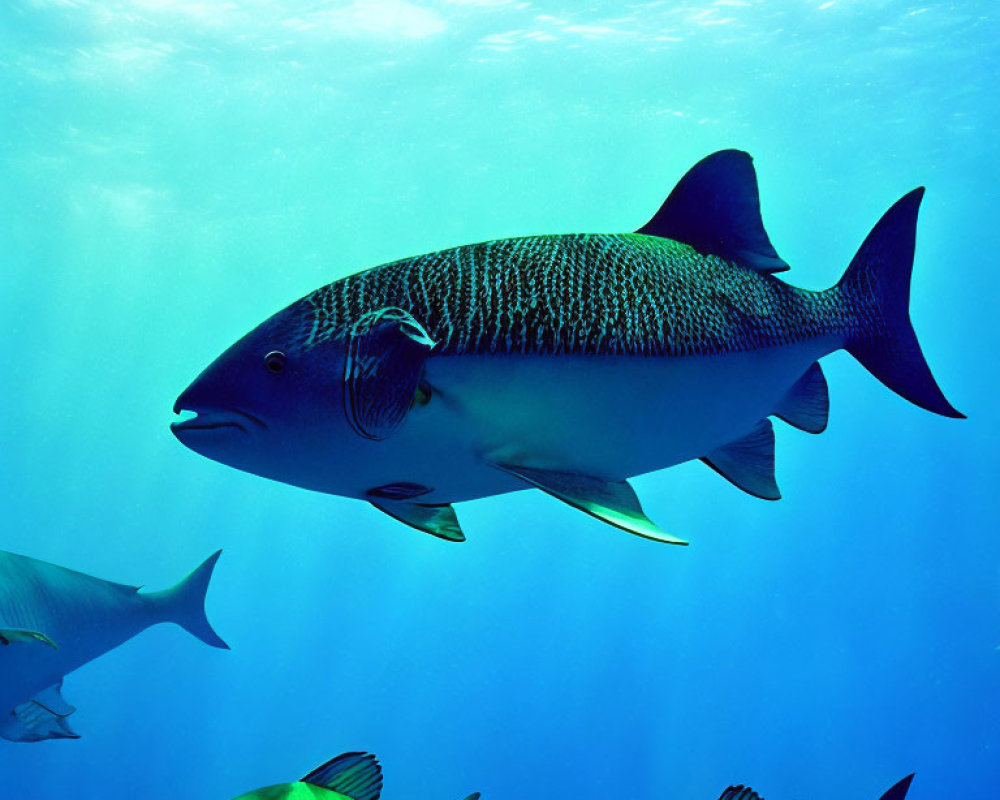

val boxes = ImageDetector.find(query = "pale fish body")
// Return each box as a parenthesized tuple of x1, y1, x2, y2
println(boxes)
(0, 550, 227, 742)
(173, 150, 961, 544)
(230, 752, 478, 800)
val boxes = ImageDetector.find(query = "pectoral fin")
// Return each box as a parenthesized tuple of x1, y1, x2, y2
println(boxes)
(371, 499, 466, 542)
(490, 462, 687, 545)
(301, 752, 383, 800)
(0, 628, 56, 649)
(774, 361, 829, 433)
(701, 419, 780, 500)
(344, 306, 436, 441)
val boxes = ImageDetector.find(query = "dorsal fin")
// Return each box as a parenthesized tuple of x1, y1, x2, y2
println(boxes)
(717, 786, 763, 800)
(302, 752, 383, 800)
(636, 150, 789, 274)
(701, 419, 780, 500)
(878, 774, 915, 800)
(773, 362, 829, 433)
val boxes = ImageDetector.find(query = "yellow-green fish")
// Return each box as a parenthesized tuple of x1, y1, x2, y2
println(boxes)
(173, 151, 961, 544)
(231, 752, 478, 800)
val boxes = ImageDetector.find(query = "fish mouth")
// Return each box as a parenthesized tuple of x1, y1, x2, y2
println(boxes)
(171, 405, 267, 435)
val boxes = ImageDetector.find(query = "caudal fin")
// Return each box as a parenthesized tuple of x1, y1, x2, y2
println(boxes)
(837, 188, 963, 418)
(150, 551, 229, 649)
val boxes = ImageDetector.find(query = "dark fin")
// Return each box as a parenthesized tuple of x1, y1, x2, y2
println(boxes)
(145, 551, 229, 650)
(366, 482, 434, 501)
(773, 362, 829, 434)
(838, 189, 963, 418)
(489, 462, 687, 544)
(878, 774, 915, 800)
(0, 628, 57, 649)
(637, 150, 789, 274)
(33, 681, 75, 717)
(701, 419, 780, 500)
(371, 500, 466, 542)
(2, 695, 80, 743)
(462, 795, 482, 800)
(302, 752, 383, 800)
(345, 306, 437, 440)
(717, 786, 763, 800)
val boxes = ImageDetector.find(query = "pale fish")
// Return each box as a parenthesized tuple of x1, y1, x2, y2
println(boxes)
(172, 151, 962, 544)
(0, 549, 228, 742)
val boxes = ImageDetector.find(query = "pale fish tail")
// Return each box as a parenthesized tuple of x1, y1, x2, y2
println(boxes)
(146, 550, 229, 649)
(835, 187, 963, 418)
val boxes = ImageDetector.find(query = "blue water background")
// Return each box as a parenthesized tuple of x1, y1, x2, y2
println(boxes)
(1, 2, 997, 798)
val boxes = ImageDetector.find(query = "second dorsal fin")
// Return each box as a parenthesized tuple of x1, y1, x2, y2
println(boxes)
(636, 150, 789, 274)
(302, 752, 383, 800)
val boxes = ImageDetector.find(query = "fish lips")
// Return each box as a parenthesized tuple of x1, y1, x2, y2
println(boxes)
(170, 404, 267, 441)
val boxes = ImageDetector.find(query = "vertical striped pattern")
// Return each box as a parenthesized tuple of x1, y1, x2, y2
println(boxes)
(303, 234, 848, 357)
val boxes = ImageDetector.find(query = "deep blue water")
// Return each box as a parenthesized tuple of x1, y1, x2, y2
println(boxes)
(1, 1, 997, 798)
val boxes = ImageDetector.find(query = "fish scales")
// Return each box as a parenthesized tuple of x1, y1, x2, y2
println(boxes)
(303, 233, 844, 357)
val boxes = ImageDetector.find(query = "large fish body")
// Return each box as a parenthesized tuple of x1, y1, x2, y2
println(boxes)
(173, 151, 961, 543)
(0, 550, 227, 742)
(231, 752, 478, 800)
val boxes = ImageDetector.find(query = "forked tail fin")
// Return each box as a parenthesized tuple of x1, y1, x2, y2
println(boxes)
(148, 550, 229, 649)
(837, 188, 963, 418)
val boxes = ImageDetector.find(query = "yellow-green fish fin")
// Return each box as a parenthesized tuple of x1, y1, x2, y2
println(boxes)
(301, 752, 383, 800)
(490, 462, 687, 545)
(0, 627, 57, 649)
(370, 500, 465, 542)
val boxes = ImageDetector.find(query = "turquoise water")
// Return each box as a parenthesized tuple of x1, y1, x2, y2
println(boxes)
(1, 1, 996, 797)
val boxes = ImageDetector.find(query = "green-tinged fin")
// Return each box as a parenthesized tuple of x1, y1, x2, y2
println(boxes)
(371, 499, 466, 542)
(717, 786, 763, 800)
(2, 693, 80, 743)
(878, 774, 915, 800)
(773, 362, 829, 434)
(301, 752, 383, 800)
(837, 188, 963, 418)
(637, 149, 789, 274)
(0, 628, 57, 649)
(33, 681, 75, 717)
(489, 462, 687, 545)
(344, 306, 437, 441)
(701, 419, 780, 501)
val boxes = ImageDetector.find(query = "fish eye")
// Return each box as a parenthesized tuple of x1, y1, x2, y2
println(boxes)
(264, 350, 286, 374)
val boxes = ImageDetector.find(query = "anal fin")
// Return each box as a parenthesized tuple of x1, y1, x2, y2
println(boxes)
(702, 419, 780, 500)
(0, 684, 79, 743)
(490, 462, 687, 545)
(371, 499, 465, 542)
(774, 361, 829, 433)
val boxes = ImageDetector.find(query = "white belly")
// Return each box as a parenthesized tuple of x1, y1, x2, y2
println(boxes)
(350, 339, 837, 504)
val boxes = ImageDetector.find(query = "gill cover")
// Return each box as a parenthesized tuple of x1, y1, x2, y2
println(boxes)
(344, 307, 437, 440)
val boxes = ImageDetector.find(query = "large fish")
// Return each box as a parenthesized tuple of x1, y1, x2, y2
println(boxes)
(0, 550, 228, 742)
(172, 151, 961, 544)
(231, 751, 479, 800)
